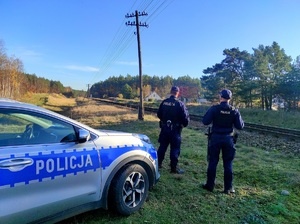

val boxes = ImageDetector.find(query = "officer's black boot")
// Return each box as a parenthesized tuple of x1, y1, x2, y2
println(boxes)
(170, 167, 184, 174)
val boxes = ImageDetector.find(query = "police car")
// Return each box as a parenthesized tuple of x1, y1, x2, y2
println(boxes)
(0, 98, 160, 224)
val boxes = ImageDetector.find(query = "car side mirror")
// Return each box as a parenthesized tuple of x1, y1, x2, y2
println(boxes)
(78, 129, 91, 143)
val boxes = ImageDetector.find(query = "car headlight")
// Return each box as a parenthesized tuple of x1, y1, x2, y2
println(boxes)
(133, 133, 152, 144)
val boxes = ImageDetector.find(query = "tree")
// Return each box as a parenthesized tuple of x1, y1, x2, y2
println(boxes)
(122, 84, 133, 99)
(202, 48, 252, 105)
(1, 39, 74, 98)
(50, 80, 65, 93)
(252, 42, 292, 110)
(278, 57, 300, 110)
(0, 40, 24, 98)
(175, 75, 201, 100)
(149, 75, 161, 91)
(200, 74, 222, 102)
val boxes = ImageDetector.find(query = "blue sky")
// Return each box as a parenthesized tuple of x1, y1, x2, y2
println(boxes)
(1, 0, 299, 91)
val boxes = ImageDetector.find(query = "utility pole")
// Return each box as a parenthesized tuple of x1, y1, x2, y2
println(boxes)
(86, 84, 91, 98)
(125, 10, 148, 120)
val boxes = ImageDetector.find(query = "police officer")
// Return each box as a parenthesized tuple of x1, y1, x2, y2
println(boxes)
(157, 86, 190, 174)
(202, 89, 244, 194)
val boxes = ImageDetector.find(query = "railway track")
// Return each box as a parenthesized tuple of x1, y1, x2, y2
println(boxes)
(92, 98, 300, 139)
(189, 114, 300, 138)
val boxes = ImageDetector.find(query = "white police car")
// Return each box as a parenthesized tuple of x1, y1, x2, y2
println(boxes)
(0, 98, 160, 224)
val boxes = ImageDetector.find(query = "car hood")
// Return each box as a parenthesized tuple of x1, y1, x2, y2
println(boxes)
(94, 129, 152, 145)
(95, 129, 133, 136)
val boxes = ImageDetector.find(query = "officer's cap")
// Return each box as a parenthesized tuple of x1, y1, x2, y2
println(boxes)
(171, 86, 179, 93)
(219, 89, 232, 99)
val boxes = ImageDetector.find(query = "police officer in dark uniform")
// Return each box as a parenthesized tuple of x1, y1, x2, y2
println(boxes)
(157, 86, 190, 174)
(202, 89, 244, 194)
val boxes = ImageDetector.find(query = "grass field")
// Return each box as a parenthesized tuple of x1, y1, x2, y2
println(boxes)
(20, 95, 300, 223)
(57, 99, 300, 224)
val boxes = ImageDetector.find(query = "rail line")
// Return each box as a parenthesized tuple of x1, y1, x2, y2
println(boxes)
(189, 114, 300, 138)
(92, 98, 300, 138)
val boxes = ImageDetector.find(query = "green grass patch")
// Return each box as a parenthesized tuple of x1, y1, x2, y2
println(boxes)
(60, 119, 300, 224)
(187, 104, 300, 130)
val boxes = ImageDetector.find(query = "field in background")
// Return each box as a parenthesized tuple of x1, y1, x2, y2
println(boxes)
(96, 97, 300, 130)
(19, 93, 76, 112)
(187, 104, 300, 130)
(19, 94, 300, 130)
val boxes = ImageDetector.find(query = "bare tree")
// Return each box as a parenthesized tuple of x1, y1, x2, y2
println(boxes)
(0, 40, 24, 98)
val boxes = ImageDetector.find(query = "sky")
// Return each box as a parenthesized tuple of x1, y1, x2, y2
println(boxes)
(0, 0, 299, 91)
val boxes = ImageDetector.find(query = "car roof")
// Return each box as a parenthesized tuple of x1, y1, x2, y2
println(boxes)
(0, 98, 137, 138)
(0, 98, 51, 113)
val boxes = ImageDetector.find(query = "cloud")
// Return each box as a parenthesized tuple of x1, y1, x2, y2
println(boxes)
(63, 65, 100, 72)
(22, 50, 42, 57)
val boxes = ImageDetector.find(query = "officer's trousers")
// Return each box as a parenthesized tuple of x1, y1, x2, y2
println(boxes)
(157, 126, 182, 171)
(206, 134, 236, 191)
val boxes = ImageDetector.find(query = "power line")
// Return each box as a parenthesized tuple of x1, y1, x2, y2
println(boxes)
(88, 0, 175, 86)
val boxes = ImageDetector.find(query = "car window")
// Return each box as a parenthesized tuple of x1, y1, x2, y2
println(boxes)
(0, 109, 77, 146)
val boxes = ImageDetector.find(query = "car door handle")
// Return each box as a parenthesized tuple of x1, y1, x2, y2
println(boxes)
(0, 158, 34, 171)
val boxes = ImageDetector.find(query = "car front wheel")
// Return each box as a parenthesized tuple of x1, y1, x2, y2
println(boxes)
(110, 164, 149, 215)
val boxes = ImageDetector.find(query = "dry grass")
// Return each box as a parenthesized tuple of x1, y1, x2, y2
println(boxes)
(70, 99, 158, 128)
(46, 94, 76, 106)
(19, 93, 76, 112)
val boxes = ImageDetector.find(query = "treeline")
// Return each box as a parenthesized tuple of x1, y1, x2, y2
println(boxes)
(91, 41, 300, 110)
(0, 40, 85, 99)
(90, 74, 201, 100)
(202, 42, 300, 110)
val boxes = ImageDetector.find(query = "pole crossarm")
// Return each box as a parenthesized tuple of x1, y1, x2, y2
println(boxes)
(125, 21, 149, 28)
(125, 11, 148, 18)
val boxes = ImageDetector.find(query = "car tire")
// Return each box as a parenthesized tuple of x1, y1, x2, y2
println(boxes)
(110, 164, 149, 215)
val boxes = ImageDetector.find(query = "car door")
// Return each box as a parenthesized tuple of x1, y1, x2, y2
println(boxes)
(0, 108, 101, 224)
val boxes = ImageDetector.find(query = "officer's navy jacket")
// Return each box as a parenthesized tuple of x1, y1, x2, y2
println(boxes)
(157, 95, 189, 128)
(202, 102, 244, 134)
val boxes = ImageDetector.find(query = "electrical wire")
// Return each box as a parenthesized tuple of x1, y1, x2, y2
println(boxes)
(88, 0, 176, 87)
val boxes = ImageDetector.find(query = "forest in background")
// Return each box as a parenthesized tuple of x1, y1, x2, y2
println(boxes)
(91, 42, 300, 111)
(1, 39, 300, 111)
(0, 40, 86, 100)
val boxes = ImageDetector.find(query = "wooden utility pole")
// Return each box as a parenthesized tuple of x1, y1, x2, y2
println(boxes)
(86, 84, 91, 98)
(125, 10, 148, 120)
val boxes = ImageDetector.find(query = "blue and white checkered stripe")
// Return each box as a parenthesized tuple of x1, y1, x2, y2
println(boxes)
(0, 148, 100, 189)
